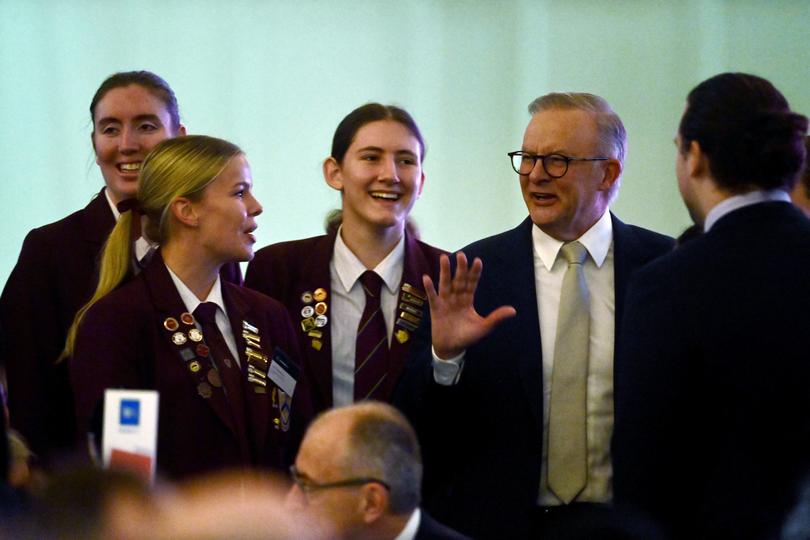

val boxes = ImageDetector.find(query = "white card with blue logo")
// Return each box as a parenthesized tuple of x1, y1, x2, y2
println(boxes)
(102, 389, 159, 483)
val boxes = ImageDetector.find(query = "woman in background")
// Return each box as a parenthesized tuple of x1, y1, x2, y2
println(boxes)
(68, 135, 306, 479)
(245, 103, 444, 419)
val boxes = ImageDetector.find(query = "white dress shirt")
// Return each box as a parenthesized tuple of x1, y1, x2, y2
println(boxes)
(330, 228, 405, 406)
(704, 189, 791, 232)
(433, 210, 616, 505)
(393, 508, 421, 540)
(166, 267, 240, 367)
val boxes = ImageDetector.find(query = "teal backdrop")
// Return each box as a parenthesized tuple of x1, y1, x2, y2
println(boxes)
(1, 0, 809, 285)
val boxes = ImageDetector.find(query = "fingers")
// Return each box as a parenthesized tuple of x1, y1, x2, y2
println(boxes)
(437, 253, 452, 298)
(482, 305, 518, 331)
(422, 274, 438, 307)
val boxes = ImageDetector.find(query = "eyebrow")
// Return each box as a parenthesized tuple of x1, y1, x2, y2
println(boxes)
(357, 146, 418, 156)
(96, 113, 164, 126)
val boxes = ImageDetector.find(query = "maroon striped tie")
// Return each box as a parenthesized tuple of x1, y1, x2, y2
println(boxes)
(354, 271, 389, 401)
(194, 302, 248, 443)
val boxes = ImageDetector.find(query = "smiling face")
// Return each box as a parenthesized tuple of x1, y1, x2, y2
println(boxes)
(519, 108, 617, 241)
(192, 155, 262, 266)
(324, 119, 425, 236)
(92, 84, 184, 204)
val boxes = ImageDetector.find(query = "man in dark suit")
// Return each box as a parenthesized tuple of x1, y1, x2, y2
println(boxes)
(612, 73, 810, 540)
(398, 93, 673, 540)
(288, 401, 469, 540)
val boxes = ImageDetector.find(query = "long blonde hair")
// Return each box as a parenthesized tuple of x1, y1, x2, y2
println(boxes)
(63, 135, 243, 359)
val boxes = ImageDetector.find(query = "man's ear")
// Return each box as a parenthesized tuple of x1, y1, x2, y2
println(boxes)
(358, 483, 388, 524)
(175, 123, 188, 137)
(169, 196, 199, 228)
(686, 139, 709, 179)
(598, 158, 622, 192)
(323, 157, 344, 192)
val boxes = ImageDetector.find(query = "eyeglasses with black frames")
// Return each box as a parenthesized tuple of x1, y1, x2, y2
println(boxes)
(507, 151, 609, 178)
(289, 465, 390, 498)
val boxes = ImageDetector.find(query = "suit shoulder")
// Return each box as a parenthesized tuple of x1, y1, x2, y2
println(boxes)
(624, 223, 675, 250)
(413, 239, 448, 261)
(460, 221, 529, 260)
(23, 207, 87, 248)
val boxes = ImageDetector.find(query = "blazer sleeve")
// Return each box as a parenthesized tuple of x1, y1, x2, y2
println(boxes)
(0, 229, 68, 453)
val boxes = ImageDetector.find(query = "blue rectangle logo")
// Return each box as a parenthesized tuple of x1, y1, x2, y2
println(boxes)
(120, 399, 140, 426)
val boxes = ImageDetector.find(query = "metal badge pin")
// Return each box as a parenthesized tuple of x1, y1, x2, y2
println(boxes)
(301, 305, 315, 318)
(396, 317, 419, 332)
(172, 332, 188, 346)
(301, 317, 316, 332)
(301, 291, 313, 304)
(311, 339, 323, 351)
(189, 360, 202, 373)
(314, 302, 328, 315)
(313, 288, 327, 302)
(307, 330, 323, 339)
(401, 292, 425, 307)
(188, 328, 203, 342)
(314, 314, 328, 327)
(207, 369, 223, 388)
(181, 312, 195, 325)
(402, 283, 427, 300)
(242, 320, 259, 334)
(394, 329, 410, 344)
(196, 344, 210, 357)
(164, 317, 179, 331)
(399, 311, 421, 325)
(197, 382, 212, 399)
(399, 302, 424, 318)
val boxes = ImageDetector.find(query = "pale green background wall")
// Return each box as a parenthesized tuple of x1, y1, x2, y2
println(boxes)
(1, 0, 809, 286)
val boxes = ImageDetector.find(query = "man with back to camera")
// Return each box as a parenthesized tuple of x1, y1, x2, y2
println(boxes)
(287, 401, 469, 540)
(396, 92, 674, 539)
(612, 73, 810, 539)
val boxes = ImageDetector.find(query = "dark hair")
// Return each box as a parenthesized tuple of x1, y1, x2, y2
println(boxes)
(679, 72, 808, 192)
(330, 103, 425, 164)
(801, 136, 810, 198)
(90, 70, 181, 132)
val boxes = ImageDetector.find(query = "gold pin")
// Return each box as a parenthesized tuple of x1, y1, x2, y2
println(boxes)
(247, 364, 266, 379)
(181, 312, 195, 325)
(399, 302, 424, 317)
(311, 339, 323, 351)
(399, 311, 421, 325)
(402, 283, 426, 300)
(313, 288, 327, 302)
(254, 387, 267, 394)
(301, 291, 313, 304)
(248, 375, 268, 387)
(395, 329, 410, 344)
(163, 317, 179, 331)
(197, 382, 212, 399)
(172, 332, 187, 345)
(402, 292, 425, 307)
(301, 317, 316, 332)
(243, 333, 261, 350)
(242, 330, 261, 342)
(245, 347, 267, 365)
(307, 330, 323, 339)
(314, 302, 328, 315)
(188, 360, 201, 373)
(207, 369, 222, 388)
(188, 328, 203, 342)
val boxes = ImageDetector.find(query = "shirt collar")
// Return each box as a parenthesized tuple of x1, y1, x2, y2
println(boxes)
(333, 225, 405, 294)
(393, 508, 421, 540)
(104, 188, 121, 221)
(166, 265, 226, 316)
(704, 189, 791, 232)
(532, 210, 613, 271)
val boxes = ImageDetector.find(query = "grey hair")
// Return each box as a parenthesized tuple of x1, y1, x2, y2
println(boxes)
(324, 402, 422, 514)
(528, 92, 626, 202)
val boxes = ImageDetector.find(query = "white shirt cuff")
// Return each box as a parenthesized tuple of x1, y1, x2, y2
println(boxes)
(431, 347, 465, 385)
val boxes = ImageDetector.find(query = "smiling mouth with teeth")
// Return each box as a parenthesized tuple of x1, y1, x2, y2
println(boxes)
(118, 162, 142, 172)
(370, 192, 401, 200)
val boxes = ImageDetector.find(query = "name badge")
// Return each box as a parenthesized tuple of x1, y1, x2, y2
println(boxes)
(267, 347, 298, 397)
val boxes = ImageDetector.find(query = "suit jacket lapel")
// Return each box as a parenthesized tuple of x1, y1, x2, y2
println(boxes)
(223, 285, 271, 458)
(488, 218, 544, 432)
(385, 231, 432, 398)
(293, 233, 336, 409)
(144, 252, 239, 439)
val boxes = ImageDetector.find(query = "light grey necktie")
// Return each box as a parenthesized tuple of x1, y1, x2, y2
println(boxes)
(547, 241, 589, 503)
